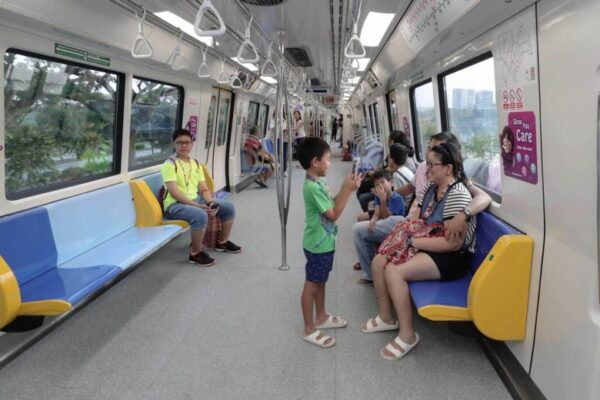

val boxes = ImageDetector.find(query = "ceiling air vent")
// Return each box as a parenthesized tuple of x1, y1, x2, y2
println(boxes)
(241, 0, 287, 5)
(284, 48, 312, 67)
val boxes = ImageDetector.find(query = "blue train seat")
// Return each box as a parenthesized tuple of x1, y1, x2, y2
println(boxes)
(0, 207, 120, 328)
(0, 182, 185, 330)
(408, 212, 533, 340)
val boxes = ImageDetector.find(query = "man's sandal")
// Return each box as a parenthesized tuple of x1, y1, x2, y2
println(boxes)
(380, 333, 420, 360)
(302, 330, 336, 348)
(315, 314, 347, 329)
(361, 315, 399, 333)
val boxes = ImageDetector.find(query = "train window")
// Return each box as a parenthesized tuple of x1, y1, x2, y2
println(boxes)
(3, 49, 123, 200)
(368, 104, 375, 136)
(387, 90, 399, 131)
(129, 78, 183, 170)
(258, 104, 269, 137)
(216, 95, 230, 145)
(439, 53, 500, 197)
(205, 93, 217, 149)
(373, 102, 382, 137)
(247, 101, 259, 133)
(410, 79, 436, 161)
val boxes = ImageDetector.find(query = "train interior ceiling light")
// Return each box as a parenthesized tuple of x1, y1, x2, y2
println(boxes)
(359, 12, 395, 47)
(231, 57, 259, 72)
(154, 11, 213, 47)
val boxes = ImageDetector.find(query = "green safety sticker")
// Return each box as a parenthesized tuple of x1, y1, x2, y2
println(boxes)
(55, 43, 110, 67)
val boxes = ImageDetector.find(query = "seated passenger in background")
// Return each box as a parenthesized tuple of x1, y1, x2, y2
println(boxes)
(361, 142, 477, 360)
(353, 170, 405, 284)
(162, 129, 241, 267)
(388, 130, 417, 173)
(244, 126, 274, 188)
(357, 169, 405, 222)
(387, 143, 415, 213)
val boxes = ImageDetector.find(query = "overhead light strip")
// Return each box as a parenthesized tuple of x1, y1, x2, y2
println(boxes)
(154, 11, 213, 47)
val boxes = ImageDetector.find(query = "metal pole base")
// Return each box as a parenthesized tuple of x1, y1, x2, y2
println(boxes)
(278, 264, 291, 271)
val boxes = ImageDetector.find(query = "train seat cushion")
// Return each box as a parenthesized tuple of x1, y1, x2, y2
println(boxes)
(45, 183, 137, 265)
(20, 265, 121, 306)
(143, 173, 164, 199)
(58, 225, 181, 270)
(0, 207, 57, 286)
(409, 212, 522, 316)
(409, 274, 472, 309)
(359, 146, 384, 171)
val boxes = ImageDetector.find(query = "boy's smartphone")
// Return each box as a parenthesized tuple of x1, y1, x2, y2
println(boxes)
(351, 160, 358, 178)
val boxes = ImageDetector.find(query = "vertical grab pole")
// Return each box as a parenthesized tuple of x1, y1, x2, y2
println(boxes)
(274, 30, 292, 271)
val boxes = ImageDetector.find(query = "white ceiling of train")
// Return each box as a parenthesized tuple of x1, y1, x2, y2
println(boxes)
(121, 0, 407, 96)
(111, 0, 535, 104)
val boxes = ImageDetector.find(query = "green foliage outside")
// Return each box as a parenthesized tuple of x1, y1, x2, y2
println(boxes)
(4, 53, 117, 197)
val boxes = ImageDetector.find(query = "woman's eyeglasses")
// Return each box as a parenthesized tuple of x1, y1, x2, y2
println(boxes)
(174, 141, 193, 146)
(426, 161, 443, 169)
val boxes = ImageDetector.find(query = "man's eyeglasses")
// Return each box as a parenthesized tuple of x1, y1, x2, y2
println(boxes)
(174, 141, 193, 146)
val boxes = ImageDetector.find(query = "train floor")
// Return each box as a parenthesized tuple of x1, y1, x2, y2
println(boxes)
(0, 149, 511, 400)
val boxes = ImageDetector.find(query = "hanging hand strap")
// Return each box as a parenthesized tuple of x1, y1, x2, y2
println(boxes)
(194, 0, 226, 37)
(237, 15, 260, 64)
(217, 58, 230, 83)
(261, 40, 278, 77)
(131, 10, 153, 58)
(197, 44, 212, 78)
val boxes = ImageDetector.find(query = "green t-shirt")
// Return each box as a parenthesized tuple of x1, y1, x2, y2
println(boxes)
(303, 176, 337, 253)
(161, 158, 206, 211)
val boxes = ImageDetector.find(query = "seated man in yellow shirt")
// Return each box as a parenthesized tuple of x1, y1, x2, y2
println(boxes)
(161, 129, 241, 266)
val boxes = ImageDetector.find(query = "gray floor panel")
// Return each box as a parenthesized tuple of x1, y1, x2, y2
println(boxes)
(0, 155, 510, 400)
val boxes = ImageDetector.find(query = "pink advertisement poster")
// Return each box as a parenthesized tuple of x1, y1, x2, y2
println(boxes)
(501, 111, 538, 185)
(186, 116, 198, 141)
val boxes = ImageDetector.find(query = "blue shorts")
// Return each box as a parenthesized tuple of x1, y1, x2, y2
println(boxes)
(165, 197, 236, 231)
(304, 249, 335, 283)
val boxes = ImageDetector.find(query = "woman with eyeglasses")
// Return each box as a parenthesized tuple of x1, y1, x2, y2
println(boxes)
(361, 141, 477, 361)
(161, 129, 242, 267)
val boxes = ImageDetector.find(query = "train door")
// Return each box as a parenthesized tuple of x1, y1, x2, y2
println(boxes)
(204, 87, 232, 190)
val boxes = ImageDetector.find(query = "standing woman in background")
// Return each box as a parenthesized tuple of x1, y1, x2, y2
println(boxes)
(293, 110, 306, 161)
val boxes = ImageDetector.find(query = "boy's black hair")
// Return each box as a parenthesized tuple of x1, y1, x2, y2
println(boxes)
(249, 126, 259, 136)
(390, 130, 414, 157)
(429, 131, 461, 152)
(296, 137, 331, 170)
(173, 128, 193, 142)
(389, 143, 409, 167)
(371, 169, 392, 183)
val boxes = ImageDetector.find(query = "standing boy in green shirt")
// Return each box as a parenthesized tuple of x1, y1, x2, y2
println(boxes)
(296, 137, 362, 348)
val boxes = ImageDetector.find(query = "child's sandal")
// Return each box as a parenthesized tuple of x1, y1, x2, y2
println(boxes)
(302, 330, 336, 348)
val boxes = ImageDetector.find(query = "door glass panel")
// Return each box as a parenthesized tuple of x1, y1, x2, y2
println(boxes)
(216, 96, 230, 146)
(205, 94, 217, 149)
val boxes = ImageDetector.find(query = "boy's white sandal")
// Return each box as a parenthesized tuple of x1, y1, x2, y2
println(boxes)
(361, 315, 399, 333)
(302, 330, 336, 348)
(315, 314, 348, 329)
(380, 333, 420, 360)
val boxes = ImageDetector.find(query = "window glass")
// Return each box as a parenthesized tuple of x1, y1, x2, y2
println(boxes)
(368, 105, 375, 136)
(3, 50, 121, 199)
(411, 80, 436, 160)
(205, 94, 217, 149)
(388, 90, 399, 130)
(247, 101, 259, 134)
(441, 56, 500, 196)
(373, 102, 381, 136)
(216, 96, 230, 145)
(258, 104, 269, 137)
(130, 78, 182, 170)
